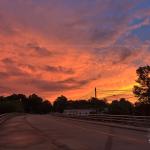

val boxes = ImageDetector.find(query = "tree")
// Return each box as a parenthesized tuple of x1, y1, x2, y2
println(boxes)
(5, 94, 24, 112)
(134, 102, 150, 116)
(17, 94, 29, 113)
(41, 100, 52, 114)
(88, 97, 108, 112)
(0, 93, 52, 114)
(133, 66, 150, 104)
(109, 98, 133, 115)
(28, 94, 43, 113)
(119, 98, 133, 114)
(53, 95, 68, 113)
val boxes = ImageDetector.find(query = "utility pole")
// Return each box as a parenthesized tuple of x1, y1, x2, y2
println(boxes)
(95, 87, 97, 98)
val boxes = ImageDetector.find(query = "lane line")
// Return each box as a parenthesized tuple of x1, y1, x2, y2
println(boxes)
(104, 127, 113, 150)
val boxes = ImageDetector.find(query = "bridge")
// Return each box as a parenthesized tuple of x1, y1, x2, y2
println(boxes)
(0, 114, 150, 150)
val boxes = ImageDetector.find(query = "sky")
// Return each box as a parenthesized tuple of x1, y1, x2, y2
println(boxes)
(0, 0, 150, 102)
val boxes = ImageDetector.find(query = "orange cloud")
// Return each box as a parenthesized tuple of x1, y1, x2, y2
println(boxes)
(0, 0, 150, 102)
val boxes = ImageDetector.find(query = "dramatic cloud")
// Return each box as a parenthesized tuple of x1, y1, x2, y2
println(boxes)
(26, 43, 52, 56)
(44, 65, 75, 74)
(0, 0, 150, 102)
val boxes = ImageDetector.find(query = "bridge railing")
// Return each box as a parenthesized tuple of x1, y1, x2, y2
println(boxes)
(55, 113, 150, 128)
(0, 114, 12, 125)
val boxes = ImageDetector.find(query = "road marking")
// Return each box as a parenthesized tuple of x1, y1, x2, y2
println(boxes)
(104, 127, 113, 150)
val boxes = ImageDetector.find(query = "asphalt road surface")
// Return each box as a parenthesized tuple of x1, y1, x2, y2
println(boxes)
(0, 115, 149, 150)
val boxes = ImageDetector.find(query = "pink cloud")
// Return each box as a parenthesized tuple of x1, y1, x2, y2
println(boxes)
(0, 0, 149, 102)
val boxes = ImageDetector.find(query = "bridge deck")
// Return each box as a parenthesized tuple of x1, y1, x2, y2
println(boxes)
(0, 115, 149, 150)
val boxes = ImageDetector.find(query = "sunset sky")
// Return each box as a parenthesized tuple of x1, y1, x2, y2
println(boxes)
(0, 0, 150, 102)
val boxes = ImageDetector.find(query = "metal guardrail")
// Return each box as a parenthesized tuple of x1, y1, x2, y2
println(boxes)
(55, 113, 150, 128)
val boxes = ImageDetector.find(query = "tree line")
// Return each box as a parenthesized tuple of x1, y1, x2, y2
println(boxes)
(0, 93, 149, 116)
(53, 96, 150, 116)
(0, 66, 150, 115)
(0, 94, 52, 114)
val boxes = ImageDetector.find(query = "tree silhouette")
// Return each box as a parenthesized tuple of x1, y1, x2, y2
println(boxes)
(88, 97, 108, 112)
(53, 95, 68, 113)
(109, 98, 133, 115)
(41, 100, 52, 114)
(133, 66, 150, 104)
(0, 93, 52, 114)
(28, 94, 44, 113)
(134, 102, 150, 116)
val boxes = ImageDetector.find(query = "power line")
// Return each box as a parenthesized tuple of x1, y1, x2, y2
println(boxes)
(96, 89, 132, 92)
(79, 87, 135, 100)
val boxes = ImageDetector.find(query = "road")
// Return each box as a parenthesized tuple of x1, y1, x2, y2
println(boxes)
(0, 114, 149, 150)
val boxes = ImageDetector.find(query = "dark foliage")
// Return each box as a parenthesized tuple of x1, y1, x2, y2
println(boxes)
(53, 95, 68, 113)
(52, 95, 150, 116)
(132, 65, 150, 115)
(65, 97, 108, 113)
(108, 98, 134, 115)
(134, 102, 150, 116)
(0, 94, 52, 114)
(52, 96, 108, 113)
(133, 65, 150, 104)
